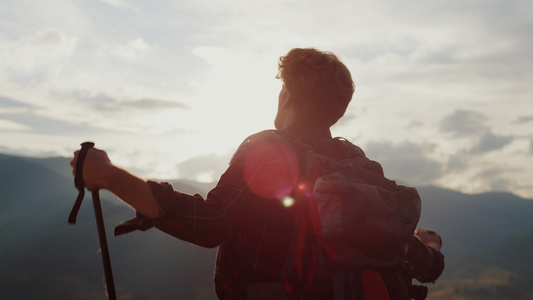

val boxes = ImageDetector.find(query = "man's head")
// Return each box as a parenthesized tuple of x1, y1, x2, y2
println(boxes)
(275, 48, 355, 129)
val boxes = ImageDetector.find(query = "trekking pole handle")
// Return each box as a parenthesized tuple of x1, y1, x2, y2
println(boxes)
(68, 141, 95, 224)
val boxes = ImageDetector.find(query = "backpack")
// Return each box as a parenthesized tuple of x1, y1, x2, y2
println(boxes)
(247, 131, 424, 300)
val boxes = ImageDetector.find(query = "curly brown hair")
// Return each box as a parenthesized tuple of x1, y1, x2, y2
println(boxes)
(276, 48, 355, 128)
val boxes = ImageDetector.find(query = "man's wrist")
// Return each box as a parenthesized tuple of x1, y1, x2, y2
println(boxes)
(100, 164, 122, 191)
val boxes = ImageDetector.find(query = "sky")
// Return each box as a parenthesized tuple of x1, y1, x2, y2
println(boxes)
(1, 0, 532, 199)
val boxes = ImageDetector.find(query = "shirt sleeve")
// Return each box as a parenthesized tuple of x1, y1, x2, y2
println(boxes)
(148, 131, 301, 248)
(406, 235, 445, 283)
(148, 162, 253, 248)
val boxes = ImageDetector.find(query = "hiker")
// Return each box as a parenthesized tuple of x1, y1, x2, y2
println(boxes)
(71, 48, 444, 299)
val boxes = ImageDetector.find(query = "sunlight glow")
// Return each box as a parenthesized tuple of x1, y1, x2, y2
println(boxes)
(196, 172, 215, 183)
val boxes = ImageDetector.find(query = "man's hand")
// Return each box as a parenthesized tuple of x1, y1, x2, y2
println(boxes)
(70, 146, 160, 218)
(415, 228, 442, 251)
(70, 148, 114, 191)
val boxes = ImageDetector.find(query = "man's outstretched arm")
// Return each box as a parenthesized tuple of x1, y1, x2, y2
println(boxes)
(70, 148, 159, 218)
(407, 228, 445, 283)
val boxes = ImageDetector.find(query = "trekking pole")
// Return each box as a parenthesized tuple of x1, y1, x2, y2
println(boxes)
(69, 142, 117, 300)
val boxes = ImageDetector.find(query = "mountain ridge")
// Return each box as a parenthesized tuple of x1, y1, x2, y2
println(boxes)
(1, 152, 532, 299)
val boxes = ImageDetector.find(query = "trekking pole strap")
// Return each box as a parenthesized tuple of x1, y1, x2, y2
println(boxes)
(68, 141, 95, 224)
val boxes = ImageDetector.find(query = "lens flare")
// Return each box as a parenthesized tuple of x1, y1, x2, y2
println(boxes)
(282, 196, 295, 207)
(242, 141, 300, 199)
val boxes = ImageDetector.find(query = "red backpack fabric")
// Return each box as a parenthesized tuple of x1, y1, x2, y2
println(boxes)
(247, 130, 423, 300)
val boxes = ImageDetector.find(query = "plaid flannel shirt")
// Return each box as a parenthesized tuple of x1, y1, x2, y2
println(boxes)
(146, 125, 444, 299)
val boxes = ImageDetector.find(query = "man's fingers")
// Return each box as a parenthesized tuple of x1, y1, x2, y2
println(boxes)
(70, 150, 80, 164)
(415, 228, 442, 251)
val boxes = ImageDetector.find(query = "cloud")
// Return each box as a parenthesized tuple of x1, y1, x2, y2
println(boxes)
(473, 167, 514, 193)
(24, 28, 77, 54)
(364, 140, 443, 185)
(405, 120, 424, 129)
(3, 29, 77, 83)
(123, 98, 189, 110)
(488, 178, 512, 192)
(440, 110, 487, 137)
(176, 152, 233, 183)
(469, 131, 514, 154)
(513, 116, 533, 124)
(0, 145, 62, 158)
(100, 37, 153, 61)
(0, 119, 31, 131)
(0, 96, 33, 108)
(439, 110, 516, 155)
(0, 111, 108, 135)
(74, 93, 188, 114)
(96, 0, 140, 12)
(445, 154, 469, 173)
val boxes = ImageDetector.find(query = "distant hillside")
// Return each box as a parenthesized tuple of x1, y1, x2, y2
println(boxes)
(428, 231, 533, 300)
(0, 154, 217, 300)
(1, 153, 533, 299)
(416, 186, 533, 261)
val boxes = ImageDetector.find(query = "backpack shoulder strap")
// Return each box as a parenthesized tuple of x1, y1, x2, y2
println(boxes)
(333, 137, 385, 176)
(333, 137, 366, 157)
